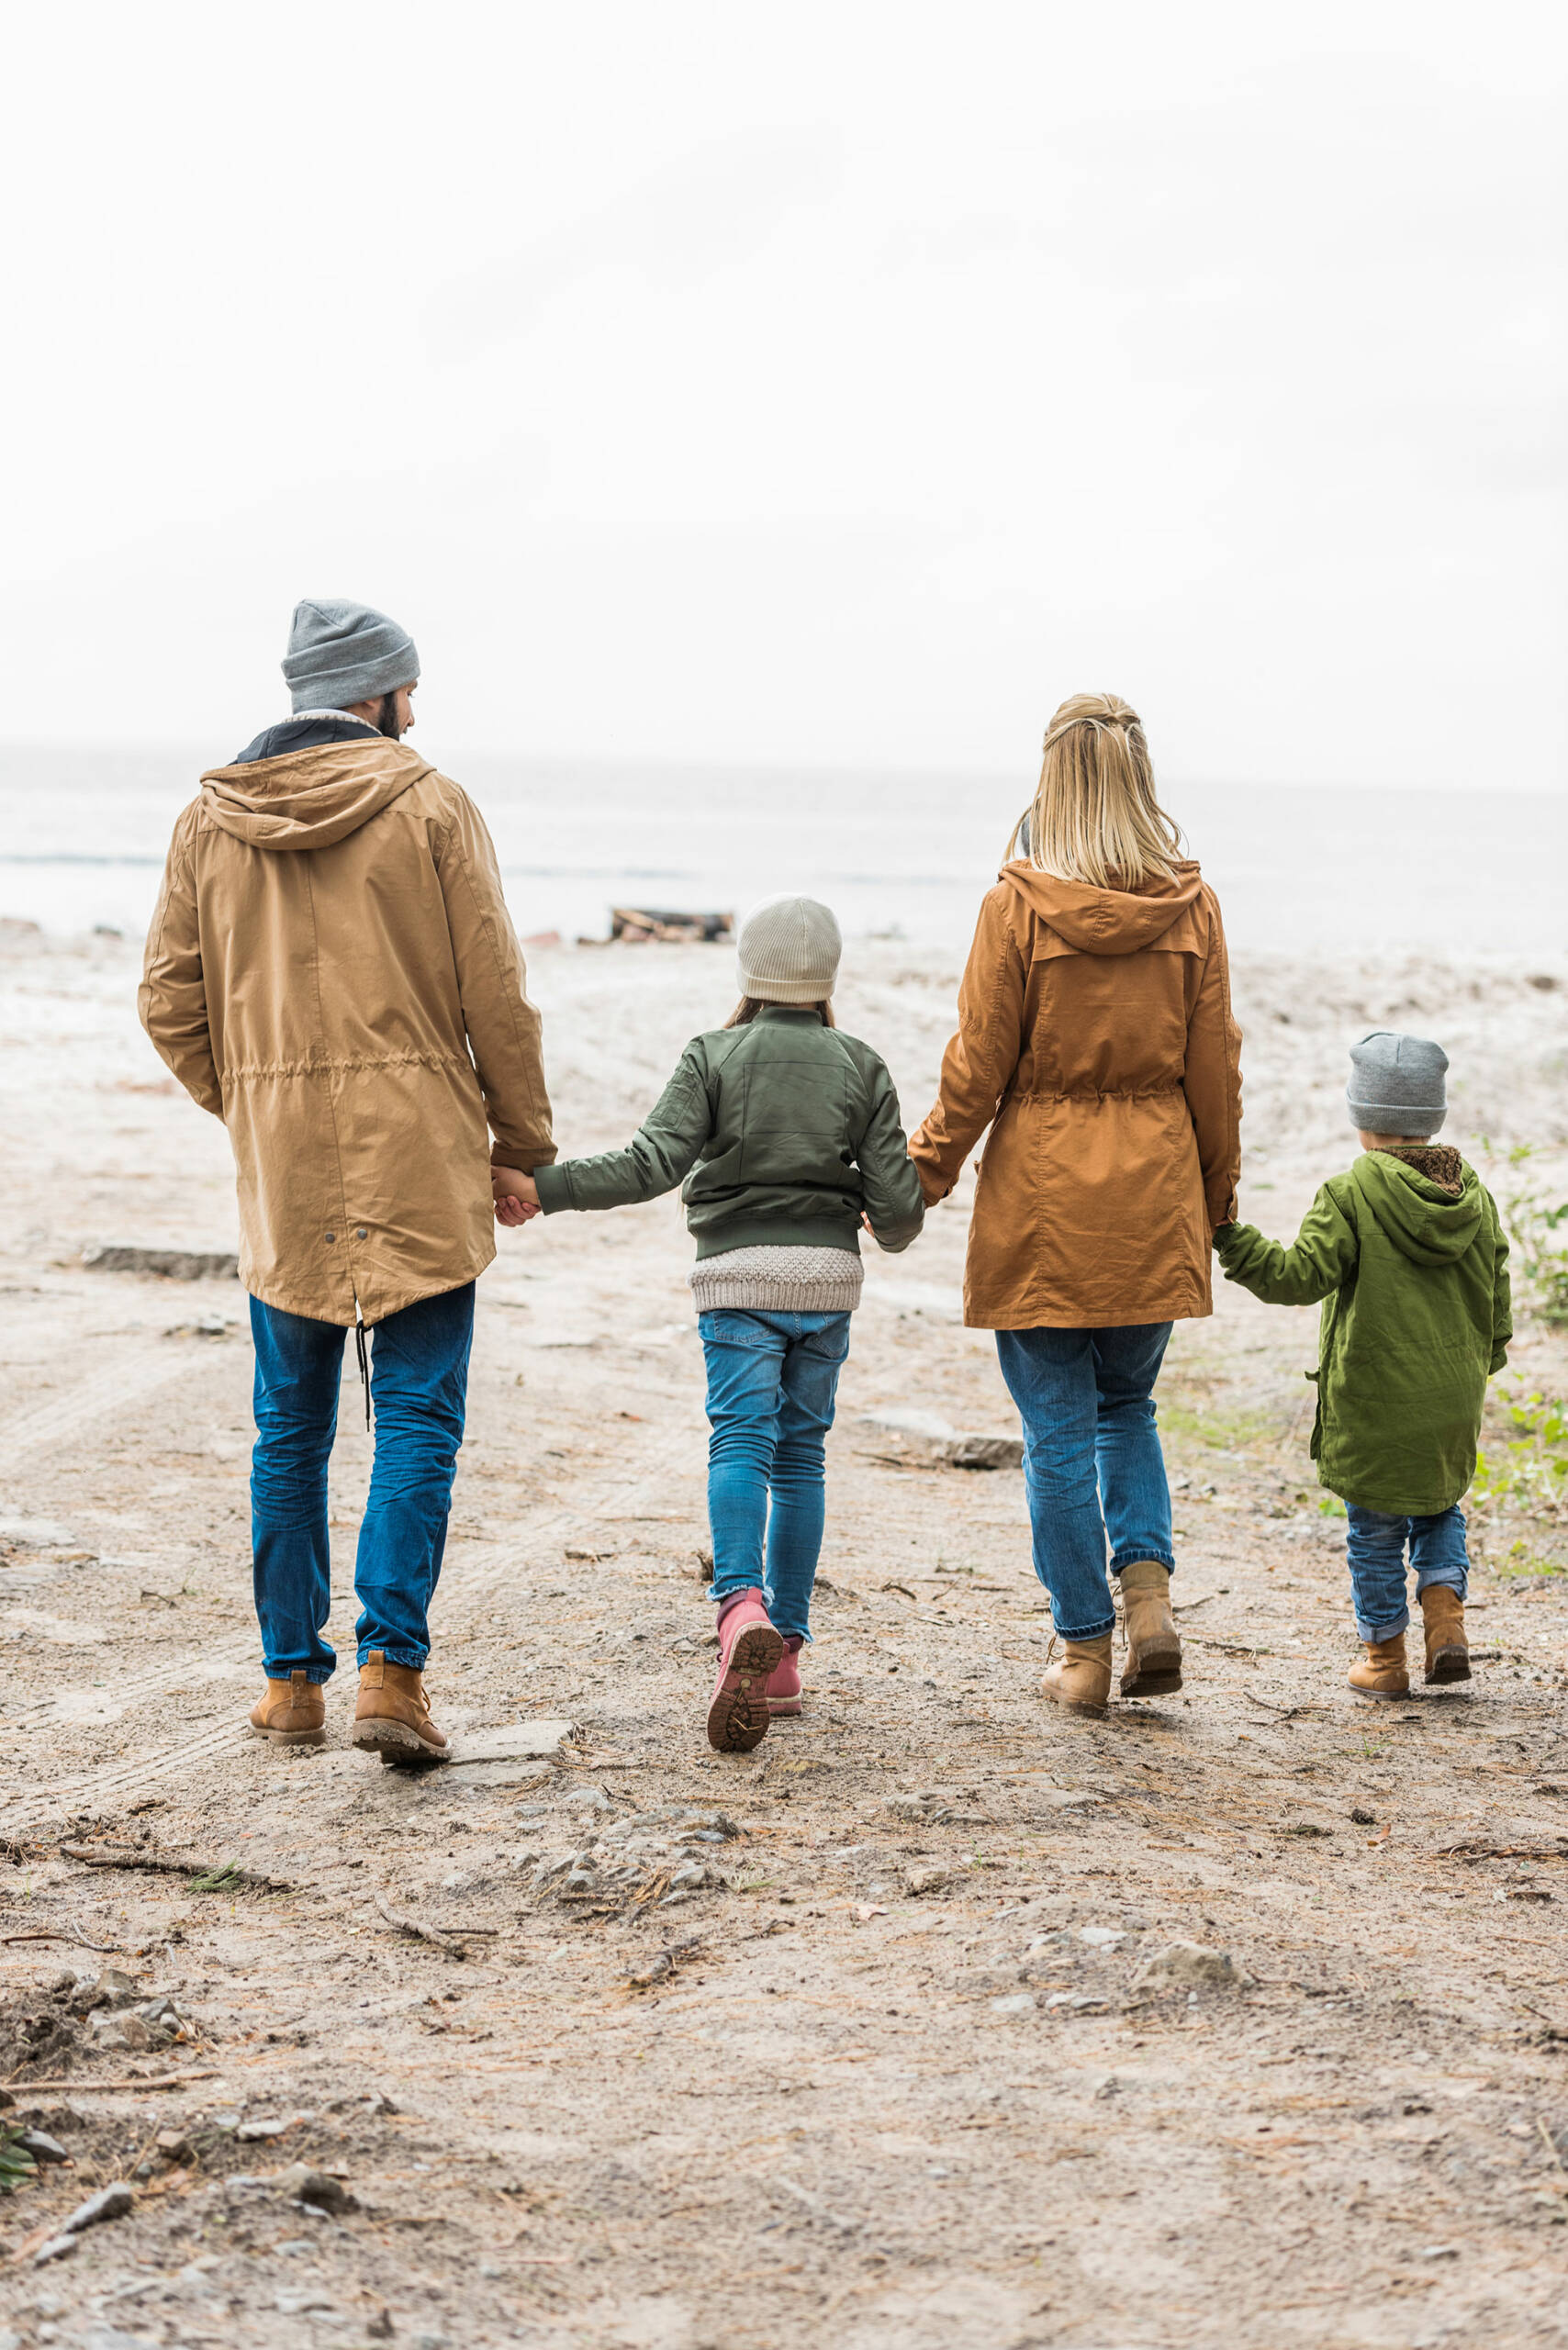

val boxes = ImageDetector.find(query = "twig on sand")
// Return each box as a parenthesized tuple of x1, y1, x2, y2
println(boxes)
(3, 2070, 218, 2093)
(1438, 1841, 1567, 1863)
(0, 1930, 130, 1954)
(58, 1843, 293, 1895)
(374, 1893, 466, 1957)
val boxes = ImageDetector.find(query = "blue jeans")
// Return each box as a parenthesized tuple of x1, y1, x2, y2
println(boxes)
(699, 1308, 851, 1642)
(1344, 1502, 1468, 1641)
(995, 1323, 1176, 1641)
(249, 1282, 475, 1681)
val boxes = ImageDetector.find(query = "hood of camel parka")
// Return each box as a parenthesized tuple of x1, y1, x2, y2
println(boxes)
(998, 857, 1209, 955)
(198, 737, 435, 852)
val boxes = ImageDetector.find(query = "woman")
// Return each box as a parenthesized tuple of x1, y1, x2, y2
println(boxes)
(909, 693, 1241, 1714)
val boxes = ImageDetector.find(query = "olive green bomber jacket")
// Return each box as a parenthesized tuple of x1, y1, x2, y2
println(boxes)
(532, 1006, 924, 1259)
(1215, 1148, 1510, 1516)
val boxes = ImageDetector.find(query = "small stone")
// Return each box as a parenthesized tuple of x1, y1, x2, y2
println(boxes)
(59, 2181, 135, 2235)
(92, 1968, 139, 2009)
(1417, 2244, 1461, 2259)
(1079, 1926, 1125, 1948)
(89, 2012, 151, 2052)
(1350, 1807, 1375, 1825)
(18, 2132, 69, 2165)
(277, 2165, 358, 2213)
(455, 1721, 576, 1765)
(990, 1993, 1037, 2018)
(235, 2117, 296, 2142)
(32, 2236, 79, 2267)
(1133, 1942, 1239, 1992)
(559, 1786, 613, 1812)
(905, 1865, 950, 1897)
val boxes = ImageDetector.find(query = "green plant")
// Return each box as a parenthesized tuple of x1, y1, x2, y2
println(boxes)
(0, 2125, 38, 2194)
(1473, 1389, 1568, 1525)
(1484, 1144, 1568, 1326)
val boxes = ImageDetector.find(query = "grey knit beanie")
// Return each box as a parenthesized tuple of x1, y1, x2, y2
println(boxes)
(737, 894, 842, 1003)
(281, 599, 420, 714)
(1347, 1030, 1449, 1137)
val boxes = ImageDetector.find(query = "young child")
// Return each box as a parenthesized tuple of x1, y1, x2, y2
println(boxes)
(1215, 1031, 1510, 1698)
(491, 895, 924, 1751)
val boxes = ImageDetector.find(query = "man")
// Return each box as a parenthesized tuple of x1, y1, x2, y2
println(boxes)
(140, 599, 554, 1759)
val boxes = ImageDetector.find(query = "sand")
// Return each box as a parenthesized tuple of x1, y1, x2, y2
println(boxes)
(0, 925, 1565, 2349)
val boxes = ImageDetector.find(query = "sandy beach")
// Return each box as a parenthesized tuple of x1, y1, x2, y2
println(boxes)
(1, 923, 1566, 2349)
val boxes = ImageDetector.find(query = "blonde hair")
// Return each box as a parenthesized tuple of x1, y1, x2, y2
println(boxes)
(725, 997, 835, 1028)
(1007, 692, 1184, 888)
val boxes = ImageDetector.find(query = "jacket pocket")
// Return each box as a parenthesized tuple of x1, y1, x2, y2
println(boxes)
(1305, 1367, 1324, 1462)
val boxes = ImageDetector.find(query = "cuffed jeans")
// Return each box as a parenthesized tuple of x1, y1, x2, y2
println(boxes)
(699, 1308, 851, 1642)
(1345, 1502, 1468, 1641)
(995, 1322, 1176, 1641)
(249, 1282, 475, 1682)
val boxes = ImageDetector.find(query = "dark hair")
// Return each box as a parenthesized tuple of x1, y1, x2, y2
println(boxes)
(724, 996, 835, 1029)
(375, 692, 405, 740)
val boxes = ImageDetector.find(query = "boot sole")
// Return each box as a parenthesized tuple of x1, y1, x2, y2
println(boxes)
(352, 1717, 448, 1765)
(707, 1623, 784, 1752)
(767, 1697, 803, 1716)
(1120, 1641, 1183, 1698)
(1426, 1649, 1471, 1684)
(248, 1723, 326, 1748)
(1350, 1685, 1409, 1701)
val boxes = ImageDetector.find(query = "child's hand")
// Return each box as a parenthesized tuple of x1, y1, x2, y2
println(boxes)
(492, 1167, 541, 1228)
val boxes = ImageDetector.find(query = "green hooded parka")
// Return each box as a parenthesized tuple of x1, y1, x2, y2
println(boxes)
(1215, 1149, 1510, 1515)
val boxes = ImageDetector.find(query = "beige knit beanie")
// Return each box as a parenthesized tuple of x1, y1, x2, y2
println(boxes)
(736, 894, 842, 1003)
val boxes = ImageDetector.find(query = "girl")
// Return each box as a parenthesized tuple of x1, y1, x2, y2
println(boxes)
(909, 694, 1242, 1716)
(492, 894, 924, 1751)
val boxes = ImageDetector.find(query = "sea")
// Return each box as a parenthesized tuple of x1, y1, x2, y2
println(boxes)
(1, 740, 1564, 962)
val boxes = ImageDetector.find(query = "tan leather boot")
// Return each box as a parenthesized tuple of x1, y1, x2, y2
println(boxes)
(352, 1651, 448, 1763)
(1419, 1585, 1471, 1684)
(248, 1671, 326, 1748)
(1042, 1635, 1114, 1716)
(1118, 1560, 1183, 1696)
(1349, 1630, 1409, 1699)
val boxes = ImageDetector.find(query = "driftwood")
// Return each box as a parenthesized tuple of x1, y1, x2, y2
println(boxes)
(610, 906, 733, 944)
(59, 1842, 293, 1894)
(374, 1893, 466, 1957)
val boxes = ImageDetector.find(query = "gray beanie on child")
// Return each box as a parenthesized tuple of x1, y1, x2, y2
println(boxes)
(281, 599, 420, 714)
(1347, 1030, 1449, 1137)
(737, 894, 842, 1003)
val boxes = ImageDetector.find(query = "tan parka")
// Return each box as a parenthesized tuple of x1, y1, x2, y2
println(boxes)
(909, 861, 1241, 1330)
(140, 738, 554, 1326)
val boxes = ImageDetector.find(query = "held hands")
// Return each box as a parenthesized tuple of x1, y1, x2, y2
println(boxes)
(492, 1167, 542, 1229)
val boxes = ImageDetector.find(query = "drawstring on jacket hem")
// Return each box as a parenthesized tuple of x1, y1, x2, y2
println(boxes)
(354, 1302, 372, 1429)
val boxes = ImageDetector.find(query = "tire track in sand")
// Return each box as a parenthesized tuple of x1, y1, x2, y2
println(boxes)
(0, 1346, 199, 1467)
(0, 1438, 695, 1831)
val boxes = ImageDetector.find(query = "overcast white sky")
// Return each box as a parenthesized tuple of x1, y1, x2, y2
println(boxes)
(3, 0, 1563, 787)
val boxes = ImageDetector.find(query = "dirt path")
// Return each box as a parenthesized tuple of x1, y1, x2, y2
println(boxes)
(0, 933, 1565, 2349)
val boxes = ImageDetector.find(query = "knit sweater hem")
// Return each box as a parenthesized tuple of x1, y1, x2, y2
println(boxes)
(689, 1246, 863, 1315)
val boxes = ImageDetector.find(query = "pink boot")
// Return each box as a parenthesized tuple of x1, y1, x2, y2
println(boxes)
(767, 1638, 804, 1717)
(706, 1590, 783, 1752)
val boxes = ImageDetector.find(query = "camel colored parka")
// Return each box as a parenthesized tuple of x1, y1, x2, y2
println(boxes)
(140, 737, 554, 1326)
(909, 861, 1241, 1329)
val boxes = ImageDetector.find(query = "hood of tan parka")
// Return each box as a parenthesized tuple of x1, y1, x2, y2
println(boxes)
(998, 857, 1207, 955)
(199, 738, 435, 852)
